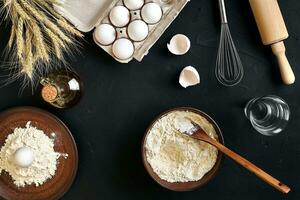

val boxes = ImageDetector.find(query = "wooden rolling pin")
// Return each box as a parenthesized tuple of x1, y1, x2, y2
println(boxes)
(249, 0, 295, 85)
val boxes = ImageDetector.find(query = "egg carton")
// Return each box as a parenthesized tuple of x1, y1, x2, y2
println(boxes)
(55, 0, 190, 63)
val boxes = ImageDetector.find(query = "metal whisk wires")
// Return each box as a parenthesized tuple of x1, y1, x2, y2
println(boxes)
(215, 0, 244, 86)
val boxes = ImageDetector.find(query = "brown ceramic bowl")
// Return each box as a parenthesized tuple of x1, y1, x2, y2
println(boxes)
(142, 107, 224, 191)
(0, 107, 78, 200)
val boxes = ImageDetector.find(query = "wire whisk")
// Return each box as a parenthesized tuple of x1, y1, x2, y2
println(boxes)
(215, 0, 244, 86)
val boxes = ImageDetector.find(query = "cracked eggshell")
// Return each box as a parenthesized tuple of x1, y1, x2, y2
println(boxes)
(167, 34, 191, 55)
(179, 66, 200, 88)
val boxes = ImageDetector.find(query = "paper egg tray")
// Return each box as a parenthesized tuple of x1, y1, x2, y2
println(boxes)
(55, 0, 190, 63)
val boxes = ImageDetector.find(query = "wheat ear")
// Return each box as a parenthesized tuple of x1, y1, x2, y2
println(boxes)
(13, 1, 31, 20)
(4, 0, 13, 8)
(8, 22, 16, 48)
(3, 0, 83, 84)
(8, 7, 17, 48)
(22, 27, 34, 78)
(34, 0, 83, 37)
(44, 26, 65, 59)
(57, 19, 83, 37)
(30, 22, 49, 62)
(19, 0, 72, 43)
(45, 0, 61, 5)
(16, 17, 24, 62)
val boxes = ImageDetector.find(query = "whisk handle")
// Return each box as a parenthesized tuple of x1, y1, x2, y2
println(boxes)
(219, 0, 228, 24)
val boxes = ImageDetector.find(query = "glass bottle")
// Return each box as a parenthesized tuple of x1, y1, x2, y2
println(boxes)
(39, 70, 83, 109)
(244, 95, 290, 136)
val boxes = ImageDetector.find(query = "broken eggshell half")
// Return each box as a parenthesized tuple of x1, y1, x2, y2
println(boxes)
(179, 66, 200, 88)
(167, 34, 191, 55)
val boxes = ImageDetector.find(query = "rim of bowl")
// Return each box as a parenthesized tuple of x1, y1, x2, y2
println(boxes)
(141, 107, 224, 192)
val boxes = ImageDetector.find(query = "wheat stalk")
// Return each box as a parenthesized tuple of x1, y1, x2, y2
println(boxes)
(19, 0, 72, 43)
(2, 0, 83, 83)
(44, 26, 65, 59)
(34, 0, 83, 37)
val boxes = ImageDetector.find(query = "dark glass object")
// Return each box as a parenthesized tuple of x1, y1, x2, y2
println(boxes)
(39, 70, 83, 109)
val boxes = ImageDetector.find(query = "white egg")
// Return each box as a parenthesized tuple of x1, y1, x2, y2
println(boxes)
(13, 147, 34, 168)
(112, 38, 135, 60)
(94, 24, 116, 45)
(109, 6, 130, 27)
(141, 3, 162, 24)
(123, 0, 144, 10)
(127, 20, 149, 41)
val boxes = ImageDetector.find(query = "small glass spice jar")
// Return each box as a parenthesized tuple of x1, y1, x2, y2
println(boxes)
(40, 70, 83, 109)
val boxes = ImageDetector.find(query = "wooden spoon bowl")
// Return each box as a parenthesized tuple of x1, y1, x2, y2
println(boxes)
(141, 107, 224, 191)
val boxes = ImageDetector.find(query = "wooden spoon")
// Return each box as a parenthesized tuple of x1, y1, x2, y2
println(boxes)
(176, 118, 291, 193)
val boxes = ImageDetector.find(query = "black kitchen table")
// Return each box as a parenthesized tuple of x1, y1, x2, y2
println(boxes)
(0, 0, 299, 199)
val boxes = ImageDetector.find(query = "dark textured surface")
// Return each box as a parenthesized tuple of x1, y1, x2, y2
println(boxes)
(0, 0, 299, 199)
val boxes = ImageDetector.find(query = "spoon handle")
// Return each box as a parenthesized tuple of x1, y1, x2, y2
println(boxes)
(196, 134, 290, 193)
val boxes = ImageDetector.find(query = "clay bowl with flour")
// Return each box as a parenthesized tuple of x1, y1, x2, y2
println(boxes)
(141, 107, 224, 191)
(0, 107, 78, 200)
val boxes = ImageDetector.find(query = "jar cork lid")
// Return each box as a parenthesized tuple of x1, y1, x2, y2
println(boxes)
(41, 85, 58, 102)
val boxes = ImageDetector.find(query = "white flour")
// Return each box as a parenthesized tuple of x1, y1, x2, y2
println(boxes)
(0, 122, 66, 187)
(145, 111, 218, 183)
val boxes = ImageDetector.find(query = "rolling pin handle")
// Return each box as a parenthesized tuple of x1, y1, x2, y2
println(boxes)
(271, 41, 295, 85)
